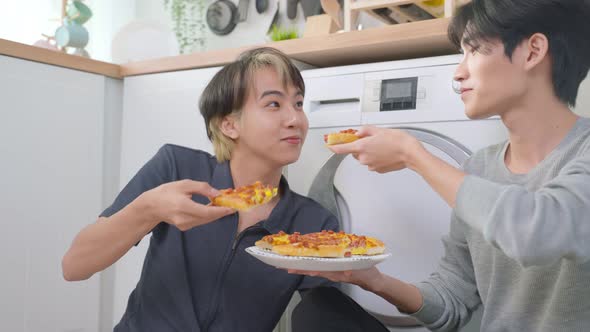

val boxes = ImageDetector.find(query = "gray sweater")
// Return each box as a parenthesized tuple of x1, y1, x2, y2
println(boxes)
(411, 117, 590, 331)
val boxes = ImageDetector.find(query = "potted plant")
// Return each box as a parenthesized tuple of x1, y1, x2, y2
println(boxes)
(268, 25, 299, 42)
(164, 0, 207, 53)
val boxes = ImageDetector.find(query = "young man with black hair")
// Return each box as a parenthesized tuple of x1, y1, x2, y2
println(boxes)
(290, 1, 590, 331)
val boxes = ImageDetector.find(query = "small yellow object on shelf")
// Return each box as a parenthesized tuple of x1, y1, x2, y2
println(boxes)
(423, 0, 445, 7)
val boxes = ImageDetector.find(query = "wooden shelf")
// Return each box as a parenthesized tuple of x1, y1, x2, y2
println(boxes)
(1, 18, 457, 78)
(350, 0, 420, 11)
(344, 0, 468, 31)
(121, 18, 457, 76)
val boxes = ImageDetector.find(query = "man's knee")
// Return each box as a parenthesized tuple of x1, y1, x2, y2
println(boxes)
(292, 287, 338, 324)
(292, 287, 388, 332)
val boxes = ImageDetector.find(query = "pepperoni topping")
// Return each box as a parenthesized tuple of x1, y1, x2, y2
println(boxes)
(263, 229, 382, 255)
(215, 181, 278, 207)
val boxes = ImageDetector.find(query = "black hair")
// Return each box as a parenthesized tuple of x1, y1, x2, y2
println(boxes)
(449, 0, 590, 107)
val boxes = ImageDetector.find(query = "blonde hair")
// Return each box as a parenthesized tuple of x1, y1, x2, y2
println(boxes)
(208, 116, 237, 162)
(199, 47, 305, 163)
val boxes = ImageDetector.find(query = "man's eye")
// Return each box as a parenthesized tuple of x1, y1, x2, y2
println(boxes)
(295, 101, 303, 108)
(468, 45, 481, 54)
(461, 44, 479, 55)
(267, 101, 280, 107)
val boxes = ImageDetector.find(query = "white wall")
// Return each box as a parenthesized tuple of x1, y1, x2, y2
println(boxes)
(0, 0, 136, 62)
(574, 76, 590, 117)
(85, 0, 137, 63)
(0, 0, 62, 45)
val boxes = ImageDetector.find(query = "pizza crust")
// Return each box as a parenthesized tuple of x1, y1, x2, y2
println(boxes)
(324, 129, 359, 145)
(211, 195, 252, 210)
(254, 240, 274, 250)
(272, 244, 351, 258)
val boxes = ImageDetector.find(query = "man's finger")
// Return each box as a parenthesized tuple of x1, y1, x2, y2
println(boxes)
(287, 269, 311, 276)
(181, 180, 221, 197)
(328, 140, 360, 155)
(203, 205, 236, 220)
(288, 269, 317, 274)
(186, 200, 235, 220)
(356, 125, 377, 138)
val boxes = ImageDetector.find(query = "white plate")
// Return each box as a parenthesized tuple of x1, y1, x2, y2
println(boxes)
(245, 246, 391, 271)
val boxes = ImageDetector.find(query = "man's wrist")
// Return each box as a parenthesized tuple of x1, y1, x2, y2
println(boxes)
(362, 270, 386, 293)
(405, 141, 429, 173)
(133, 191, 161, 228)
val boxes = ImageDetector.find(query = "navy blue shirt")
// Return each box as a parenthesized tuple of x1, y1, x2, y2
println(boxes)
(101, 144, 339, 332)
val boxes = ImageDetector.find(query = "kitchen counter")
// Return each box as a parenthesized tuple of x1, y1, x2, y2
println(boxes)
(0, 18, 457, 79)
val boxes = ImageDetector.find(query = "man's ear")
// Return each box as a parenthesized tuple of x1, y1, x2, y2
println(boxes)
(220, 115, 240, 140)
(523, 33, 550, 71)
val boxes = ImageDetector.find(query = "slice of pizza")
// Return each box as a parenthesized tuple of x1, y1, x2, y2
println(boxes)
(210, 181, 278, 211)
(255, 230, 386, 258)
(347, 234, 386, 256)
(324, 129, 359, 145)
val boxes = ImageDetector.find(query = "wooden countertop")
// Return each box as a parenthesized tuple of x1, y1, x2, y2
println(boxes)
(0, 38, 121, 78)
(0, 18, 457, 79)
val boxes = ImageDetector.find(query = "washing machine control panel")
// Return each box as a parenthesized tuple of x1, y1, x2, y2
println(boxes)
(363, 73, 432, 113)
(379, 77, 419, 111)
(360, 63, 469, 124)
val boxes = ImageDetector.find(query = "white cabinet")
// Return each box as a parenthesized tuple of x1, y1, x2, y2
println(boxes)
(0, 55, 113, 332)
(112, 66, 221, 325)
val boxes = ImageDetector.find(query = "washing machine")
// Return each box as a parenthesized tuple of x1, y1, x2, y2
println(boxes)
(286, 55, 508, 331)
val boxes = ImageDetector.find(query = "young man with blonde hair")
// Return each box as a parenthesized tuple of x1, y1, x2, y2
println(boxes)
(63, 47, 339, 331)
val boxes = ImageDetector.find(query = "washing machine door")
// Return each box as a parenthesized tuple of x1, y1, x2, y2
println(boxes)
(308, 127, 471, 329)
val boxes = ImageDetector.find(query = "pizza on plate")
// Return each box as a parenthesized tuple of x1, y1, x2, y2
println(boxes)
(210, 181, 278, 211)
(324, 129, 359, 145)
(255, 230, 386, 258)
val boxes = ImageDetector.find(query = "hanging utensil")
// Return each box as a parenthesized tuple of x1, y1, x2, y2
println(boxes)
(206, 0, 238, 35)
(286, 0, 298, 19)
(237, 0, 250, 22)
(256, 0, 268, 14)
(300, 0, 323, 18)
(320, 0, 342, 29)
